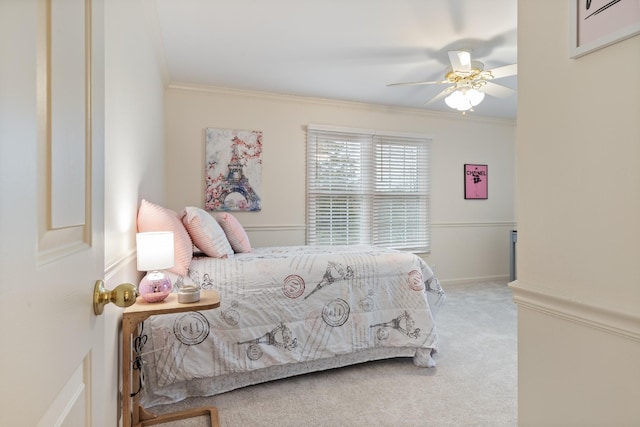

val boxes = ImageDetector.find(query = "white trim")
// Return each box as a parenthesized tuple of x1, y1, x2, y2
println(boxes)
(307, 123, 433, 140)
(244, 222, 517, 232)
(440, 275, 510, 286)
(307, 123, 376, 136)
(569, 0, 640, 59)
(243, 224, 305, 233)
(37, 362, 86, 427)
(432, 221, 516, 228)
(38, 241, 90, 267)
(103, 248, 136, 281)
(166, 83, 516, 126)
(510, 280, 640, 342)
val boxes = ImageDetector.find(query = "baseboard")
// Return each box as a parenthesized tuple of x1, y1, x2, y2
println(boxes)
(440, 274, 510, 286)
(510, 280, 640, 342)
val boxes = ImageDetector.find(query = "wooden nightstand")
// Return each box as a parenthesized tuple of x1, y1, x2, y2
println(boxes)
(121, 290, 221, 427)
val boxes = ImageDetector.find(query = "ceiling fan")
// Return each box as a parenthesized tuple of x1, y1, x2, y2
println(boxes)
(388, 50, 517, 112)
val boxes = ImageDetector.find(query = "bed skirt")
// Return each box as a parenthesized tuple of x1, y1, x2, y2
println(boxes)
(142, 347, 435, 407)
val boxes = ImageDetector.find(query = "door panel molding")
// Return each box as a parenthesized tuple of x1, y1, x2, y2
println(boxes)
(37, 355, 91, 427)
(37, 0, 93, 266)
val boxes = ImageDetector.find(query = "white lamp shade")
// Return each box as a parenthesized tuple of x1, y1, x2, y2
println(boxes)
(136, 232, 175, 271)
(445, 88, 485, 111)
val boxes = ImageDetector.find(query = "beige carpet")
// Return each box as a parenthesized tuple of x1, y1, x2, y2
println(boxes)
(145, 281, 517, 427)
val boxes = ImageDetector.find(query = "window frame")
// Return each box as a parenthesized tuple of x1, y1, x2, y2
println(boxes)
(306, 124, 432, 253)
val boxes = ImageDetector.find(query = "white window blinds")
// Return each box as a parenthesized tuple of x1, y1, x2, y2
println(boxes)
(306, 125, 431, 253)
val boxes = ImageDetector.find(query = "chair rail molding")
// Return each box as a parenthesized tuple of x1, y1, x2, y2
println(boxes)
(432, 221, 516, 229)
(243, 222, 517, 232)
(243, 224, 305, 233)
(510, 280, 640, 342)
(104, 248, 137, 282)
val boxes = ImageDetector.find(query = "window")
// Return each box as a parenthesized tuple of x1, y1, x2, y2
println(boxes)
(306, 125, 431, 253)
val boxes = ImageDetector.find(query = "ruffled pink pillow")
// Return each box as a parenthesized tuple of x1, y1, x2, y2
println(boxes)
(182, 207, 233, 258)
(215, 212, 252, 253)
(136, 199, 193, 276)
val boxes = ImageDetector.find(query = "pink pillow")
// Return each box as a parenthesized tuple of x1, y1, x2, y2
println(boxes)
(215, 212, 252, 253)
(182, 207, 233, 258)
(136, 199, 193, 276)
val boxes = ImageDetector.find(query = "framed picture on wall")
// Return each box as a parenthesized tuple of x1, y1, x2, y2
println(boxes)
(464, 164, 488, 200)
(205, 127, 263, 211)
(570, 0, 640, 58)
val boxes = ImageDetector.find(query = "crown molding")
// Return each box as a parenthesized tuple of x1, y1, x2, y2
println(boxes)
(166, 82, 516, 126)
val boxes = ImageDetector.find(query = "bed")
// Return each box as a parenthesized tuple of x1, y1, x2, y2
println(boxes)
(134, 200, 445, 406)
(137, 244, 445, 407)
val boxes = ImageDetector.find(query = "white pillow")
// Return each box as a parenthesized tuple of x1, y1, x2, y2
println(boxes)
(182, 207, 233, 258)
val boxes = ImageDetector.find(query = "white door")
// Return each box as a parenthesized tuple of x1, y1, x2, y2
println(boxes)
(0, 0, 107, 425)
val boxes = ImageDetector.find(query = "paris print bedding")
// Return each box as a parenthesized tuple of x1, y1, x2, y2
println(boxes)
(140, 245, 445, 397)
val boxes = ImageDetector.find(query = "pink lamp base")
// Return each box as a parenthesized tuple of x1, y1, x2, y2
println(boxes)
(138, 271, 172, 303)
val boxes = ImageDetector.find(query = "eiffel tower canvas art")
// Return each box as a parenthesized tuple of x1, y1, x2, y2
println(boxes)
(205, 128, 262, 211)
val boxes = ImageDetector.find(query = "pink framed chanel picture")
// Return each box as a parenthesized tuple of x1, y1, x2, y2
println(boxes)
(464, 164, 488, 199)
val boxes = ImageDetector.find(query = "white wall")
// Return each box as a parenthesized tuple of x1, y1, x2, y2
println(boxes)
(512, 1, 640, 425)
(103, 0, 166, 425)
(165, 86, 516, 284)
(105, 0, 166, 269)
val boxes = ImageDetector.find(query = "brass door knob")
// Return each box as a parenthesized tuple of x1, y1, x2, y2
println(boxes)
(93, 280, 137, 315)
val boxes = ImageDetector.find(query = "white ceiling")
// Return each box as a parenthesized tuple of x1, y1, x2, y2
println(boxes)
(152, 0, 518, 119)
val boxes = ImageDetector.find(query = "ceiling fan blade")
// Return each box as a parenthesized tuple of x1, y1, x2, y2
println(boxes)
(424, 86, 454, 105)
(387, 79, 449, 87)
(485, 63, 517, 79)
(448, 50, 471, 73)
(480, 81, 516, 98)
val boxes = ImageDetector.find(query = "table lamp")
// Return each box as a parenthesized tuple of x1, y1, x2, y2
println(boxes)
(136, 231, 175, 303)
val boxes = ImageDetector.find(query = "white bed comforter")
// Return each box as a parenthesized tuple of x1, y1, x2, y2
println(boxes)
(140, 245, 445, 405)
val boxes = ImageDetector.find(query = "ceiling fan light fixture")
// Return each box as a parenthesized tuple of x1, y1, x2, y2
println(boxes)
(445, 87, 485, 111)
(455, 50, 471, 67)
